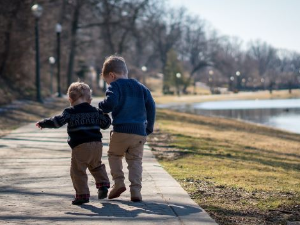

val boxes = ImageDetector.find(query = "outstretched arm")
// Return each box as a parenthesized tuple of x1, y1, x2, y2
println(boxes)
(37, 110, 70, 129)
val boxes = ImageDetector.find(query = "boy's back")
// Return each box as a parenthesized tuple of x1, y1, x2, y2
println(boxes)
(38, 102, 110, 148)
(36, 81, 111, 205)
(98, 55, 156, 202)
(99, 78, 155, 136)
(66, 103, 110, 148)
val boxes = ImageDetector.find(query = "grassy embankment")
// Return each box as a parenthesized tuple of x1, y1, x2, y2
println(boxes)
(149, 90, 300, 224)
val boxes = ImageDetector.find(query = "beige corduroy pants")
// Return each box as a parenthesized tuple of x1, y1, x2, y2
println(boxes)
(70, 142, 110, 195)
(108, 132, 147, 193)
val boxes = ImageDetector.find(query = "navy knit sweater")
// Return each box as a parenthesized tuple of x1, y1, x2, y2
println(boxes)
(38, 102, 111, 148)
(99, 78, 155, 136)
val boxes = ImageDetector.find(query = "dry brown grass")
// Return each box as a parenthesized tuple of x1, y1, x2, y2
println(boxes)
(0, 98, 69, 137)
(148, 109, 300, 225)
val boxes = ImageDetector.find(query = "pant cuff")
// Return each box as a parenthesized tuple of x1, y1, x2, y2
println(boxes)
(96, 182, 110, 189)
(75, 194, 90, 199)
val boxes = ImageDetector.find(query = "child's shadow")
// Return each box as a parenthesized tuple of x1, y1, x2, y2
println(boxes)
(66, 200, 201, 218)
(65, 202, 142, 218)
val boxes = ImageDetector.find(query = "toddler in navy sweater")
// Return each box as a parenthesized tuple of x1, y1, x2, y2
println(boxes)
(36, 82, 111, 205)
(99, 56, 155, 202)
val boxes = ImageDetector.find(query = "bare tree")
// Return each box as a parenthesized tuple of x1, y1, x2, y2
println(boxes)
(0, 0, 22, 78)
(248, 40, 277, 93)
(66, 0, 85, 86)
(212, 36, 243, 91)
(291, 53, 300, 90)
(84, 0, 150, 55)
(177, 15, 212, 93)
(0, 0, 37, 103)
(276, 50, 300, 93)
(144, 6, 186, 89)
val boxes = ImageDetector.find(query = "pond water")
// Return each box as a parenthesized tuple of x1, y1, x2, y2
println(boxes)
(158, 99, 300, 134)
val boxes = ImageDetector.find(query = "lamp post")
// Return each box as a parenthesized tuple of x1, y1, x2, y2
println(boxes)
(261, 78, 265, 90)
(141, 66, 147, 85)
(209, 70, 214, 93)
(230, 76, 235, 92)
(31, 4, 43, 102)
(236, 71, 241, 91)
(176, 73, 181, 96)
(49, 57, 55, 95)
(56, 23, 62, 97)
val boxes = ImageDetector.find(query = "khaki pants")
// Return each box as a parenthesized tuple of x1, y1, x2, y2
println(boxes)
(70, 142, 110, 195)
(108, 132, 147, 193)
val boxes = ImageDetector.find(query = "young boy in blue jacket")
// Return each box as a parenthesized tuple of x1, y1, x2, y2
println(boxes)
(99, 56, 156, 202)
(36, 82, 111, 205)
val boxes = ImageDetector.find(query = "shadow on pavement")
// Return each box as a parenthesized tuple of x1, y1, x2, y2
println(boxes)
(64, 199, 202, 218)
(1, 137, 67, 143)
(0, 186, 73, 198)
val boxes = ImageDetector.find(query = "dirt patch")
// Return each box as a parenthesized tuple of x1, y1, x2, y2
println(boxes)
(188, 179, 300, 225)
(148, 129, 184, 160)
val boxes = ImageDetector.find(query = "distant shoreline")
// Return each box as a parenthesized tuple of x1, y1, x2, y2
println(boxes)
(153, 89, 300, 104)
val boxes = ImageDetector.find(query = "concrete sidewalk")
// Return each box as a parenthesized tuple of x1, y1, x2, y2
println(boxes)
(0, 123, 217, 225)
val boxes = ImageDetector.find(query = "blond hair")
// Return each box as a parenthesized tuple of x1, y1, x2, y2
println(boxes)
(67, 82, 92, 102)
(102, 55, 128, 77)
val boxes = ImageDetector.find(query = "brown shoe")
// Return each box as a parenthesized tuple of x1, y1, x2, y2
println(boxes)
(130, 190, 142, 202)
(108, 185, 126, 199)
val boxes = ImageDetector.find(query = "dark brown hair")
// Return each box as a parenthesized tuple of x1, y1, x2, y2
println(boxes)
(102, 55, 128, 77)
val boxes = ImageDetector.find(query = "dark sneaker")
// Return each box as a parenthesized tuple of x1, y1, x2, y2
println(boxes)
(131, 197, 142, 202)
(108, 185, 126, 199)
(98, 186, 108, 199)
(72, 198, 89, 205)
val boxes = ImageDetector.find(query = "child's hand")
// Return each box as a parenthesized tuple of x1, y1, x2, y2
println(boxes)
(35, 122, 42, 129)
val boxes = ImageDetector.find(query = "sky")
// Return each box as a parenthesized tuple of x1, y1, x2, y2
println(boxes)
(169, 0, 300, 53)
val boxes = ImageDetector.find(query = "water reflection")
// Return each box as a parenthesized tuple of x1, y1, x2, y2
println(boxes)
(194, 99, 300, 110)
(158, 99, 300, 134)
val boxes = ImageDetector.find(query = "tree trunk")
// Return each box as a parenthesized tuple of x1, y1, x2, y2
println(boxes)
(182, 76, 192, 94)
(67, 0, 82, 87)
(288, 81, 292, 94)
(103, 0, 115, 54)
(269, 81, 273, 94)
(0, 2, 21, 77)
(0, 20, 13, 77)
(182, 62, 209, 94)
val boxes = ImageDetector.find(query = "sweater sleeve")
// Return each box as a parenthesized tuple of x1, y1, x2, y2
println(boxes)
(98, 83, 119, 113)
(145, 89, 156, 135)
(97, 109, 111, 130)
(38, 109, 70, 128)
